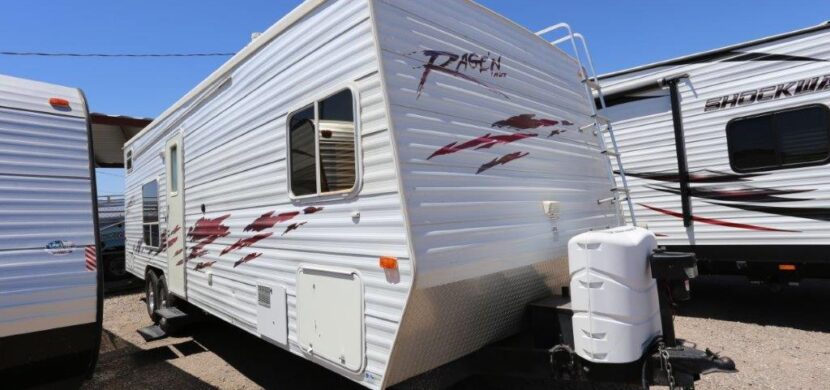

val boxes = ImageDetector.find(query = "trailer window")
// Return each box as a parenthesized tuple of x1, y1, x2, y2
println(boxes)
(126, 150, 133, 173)
(142, 181, 160, 247)
(288, 88, 356, 197)
(727, 105, 830, 172)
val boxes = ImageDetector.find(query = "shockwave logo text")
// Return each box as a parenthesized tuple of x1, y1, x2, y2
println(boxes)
(704, 73, 830, 112)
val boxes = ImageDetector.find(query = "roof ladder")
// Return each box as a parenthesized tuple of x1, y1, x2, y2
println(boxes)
(536, 23, 636, 226)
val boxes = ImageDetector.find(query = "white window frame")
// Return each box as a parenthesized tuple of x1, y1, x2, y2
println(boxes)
(286, 84, 362, 202)
(126, 149, 133, 174)
(141, 179, 161, 248)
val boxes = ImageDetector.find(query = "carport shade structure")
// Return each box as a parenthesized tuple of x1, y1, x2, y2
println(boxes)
(90, 113, 152, 168)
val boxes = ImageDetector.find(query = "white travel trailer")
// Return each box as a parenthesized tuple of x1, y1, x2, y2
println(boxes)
(599, 22, 830, 284)
(124, 1, 734, 388)
(0, 74, 103, 385)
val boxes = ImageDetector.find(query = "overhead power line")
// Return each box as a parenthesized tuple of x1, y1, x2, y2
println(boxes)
(0, 51, 235, 58)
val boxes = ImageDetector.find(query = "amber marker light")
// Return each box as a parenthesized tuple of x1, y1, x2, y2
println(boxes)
(49, 97, 70, 107)
(379, 256, 398, 270)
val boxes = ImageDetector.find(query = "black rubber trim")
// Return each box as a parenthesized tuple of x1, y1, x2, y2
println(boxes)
(80, 88, 105, 380)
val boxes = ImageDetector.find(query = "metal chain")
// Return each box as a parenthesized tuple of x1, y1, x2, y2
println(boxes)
(658, 342, 676, 390)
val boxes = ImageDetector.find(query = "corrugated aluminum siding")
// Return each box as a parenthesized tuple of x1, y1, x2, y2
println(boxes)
(125, 1, 409, 388)
(0, 75, 96, 338)
(372, 0, 619, 385)
(604, 28, 830, 246)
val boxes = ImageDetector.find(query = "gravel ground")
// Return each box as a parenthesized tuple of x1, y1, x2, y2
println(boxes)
(81, 276, 830, 389)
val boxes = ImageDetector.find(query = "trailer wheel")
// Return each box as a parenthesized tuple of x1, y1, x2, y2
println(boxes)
(156, 275, 179, 333)
(145, 271, 160, 323)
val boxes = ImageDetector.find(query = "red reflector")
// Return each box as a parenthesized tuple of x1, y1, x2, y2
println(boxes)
(779, 264, 797, 271)
(49, 97, 70, 107)
(379, 256, 398, 270)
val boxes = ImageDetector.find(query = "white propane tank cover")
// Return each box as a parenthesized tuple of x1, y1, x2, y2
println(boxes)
(568, 226, 661, 363)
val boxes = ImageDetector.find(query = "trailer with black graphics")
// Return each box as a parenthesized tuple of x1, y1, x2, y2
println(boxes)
(599, 22, 830, 286)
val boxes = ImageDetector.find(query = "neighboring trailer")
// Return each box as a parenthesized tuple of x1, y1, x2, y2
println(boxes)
(599, 22, 830, 282)
(124, 0, 623, 388)
(0, 75, 103, 385)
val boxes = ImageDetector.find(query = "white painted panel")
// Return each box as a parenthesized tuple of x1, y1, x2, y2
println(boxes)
(0, 74, 85, 118)
(256, 283, 288, 346)
(0, 75, 96, 339)
(297, 266, 364, 372)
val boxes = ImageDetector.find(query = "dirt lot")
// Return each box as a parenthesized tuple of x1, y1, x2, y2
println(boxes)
(82, 276, 830, 389)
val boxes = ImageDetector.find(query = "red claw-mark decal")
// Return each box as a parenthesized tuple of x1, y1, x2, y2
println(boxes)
(473, 133, 538, 150)
(221, 232, 273, 256)
(233, 252, 263, 268)
(492, 114, 559, 130)
(476, 151, 529, 174)
(639, 203, 800, 232)
(194, 261, 216, 271)
(416, 50, 508, 100)
(428, 133, 536, 159)
(303, 206, 323, 214)
(429, 133, 496, 159)
(166, 236, 178, 247)
(168, 225, 181, 236)
(187, 214, 231, 260)
(547, 129, 566, 137)
(174, 248, 183, 257)
(244, 211, 300, 232)
(282, 221, 307, 236)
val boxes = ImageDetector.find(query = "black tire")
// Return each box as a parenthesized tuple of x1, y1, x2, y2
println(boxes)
(145, 271, 160, 323)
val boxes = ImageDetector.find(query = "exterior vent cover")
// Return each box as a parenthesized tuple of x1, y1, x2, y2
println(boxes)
(258, 285, 272, 308)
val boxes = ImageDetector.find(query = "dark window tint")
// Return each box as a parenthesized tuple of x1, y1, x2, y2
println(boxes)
(318, 90, 355, 193)
(289, 106, 317, 196)
(126, 150, 133, 172)
(727, 105, 830, 172)
(142, 181, 160, 246)
(287, 89, 357, 197)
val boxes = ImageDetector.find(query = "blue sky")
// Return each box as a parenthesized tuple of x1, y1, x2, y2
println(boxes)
(2, 1, 828, 195)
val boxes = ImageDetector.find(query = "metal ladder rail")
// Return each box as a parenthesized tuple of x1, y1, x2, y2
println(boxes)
(570, 32, 637, 226)
(536, 23, 636, 226)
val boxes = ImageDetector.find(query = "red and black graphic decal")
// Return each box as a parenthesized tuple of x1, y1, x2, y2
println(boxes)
(425, 113, 573, 174)
(639, 203, 800, 233)
(244, 211, 300, 232)
(428, 133, 537, 159)
(181, 214, 231, 264)
(621, 169, 762, 183)
(647, 184, 813, 203)
(492, 114, 561, 130)
(415, 50, 507, 99)
(233, 252, 263, 268)
(85, 245, 97, 272)
(282, 221, 307, 236)
(194, 261, 216, 271)
(624, 169, 826, 231)
(704, 201, 830, 222)
(476, 151, 529, 174)
(221, 232, 273, 256)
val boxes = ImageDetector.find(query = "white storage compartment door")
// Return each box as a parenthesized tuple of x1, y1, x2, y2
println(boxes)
(296, 266, 364, 372)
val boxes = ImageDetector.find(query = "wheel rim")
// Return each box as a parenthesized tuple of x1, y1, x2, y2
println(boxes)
(147, 282, 156, 314)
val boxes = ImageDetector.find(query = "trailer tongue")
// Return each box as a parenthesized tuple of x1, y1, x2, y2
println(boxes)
(416, 227, 736, 389)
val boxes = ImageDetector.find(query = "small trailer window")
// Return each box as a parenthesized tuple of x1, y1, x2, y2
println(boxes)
(126, 150, 133, 173)
(142, 181, 160, 247)
(727, 104, 830, 172)
(288, 88, 356, 197)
